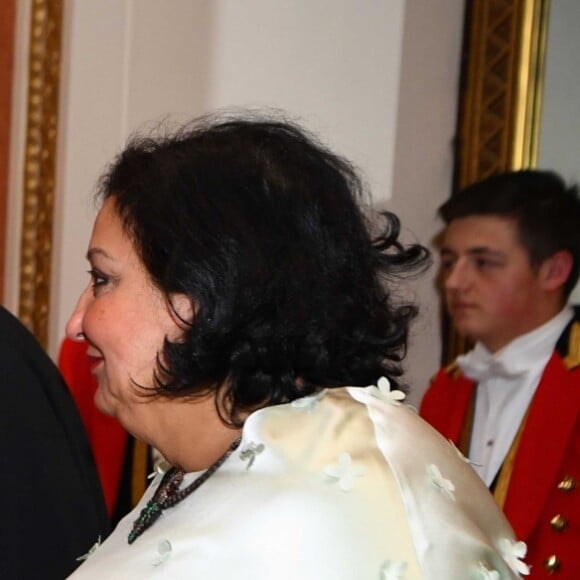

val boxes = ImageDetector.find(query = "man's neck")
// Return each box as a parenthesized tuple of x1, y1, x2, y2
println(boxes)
(479, 304, 573, 356)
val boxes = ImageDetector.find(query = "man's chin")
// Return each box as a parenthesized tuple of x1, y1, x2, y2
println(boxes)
(450, 321, 481, 343)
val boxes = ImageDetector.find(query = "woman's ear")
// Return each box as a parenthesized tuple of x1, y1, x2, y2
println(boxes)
(167, 293, 196, 328)
(539, 250, 573, 291)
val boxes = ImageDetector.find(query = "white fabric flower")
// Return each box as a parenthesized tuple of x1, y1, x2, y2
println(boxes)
(152, 539, 172, 567)
(76, 536, 101, 562)
(380, 559, 407, 579)
(448, 440, 482, 467)
(240, 441, 265, 470)
(371, 376, 406, 405)
(324, 452, 367, 491)
(291, 389, 328, 412)
(147, 463, 167, 481)
(448, 440, 470, 463)
(427, 463, 456, 500)
(498, 538, 530, 575)
(475, 562, 500, 580)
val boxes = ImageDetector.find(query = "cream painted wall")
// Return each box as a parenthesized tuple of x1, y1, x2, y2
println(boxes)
(7, 1, 464, 403)
(50, 0, 407, 358)
(390, 1, 464, 403)
(538, 0, 580, 304)
(539, 0, 580, 184)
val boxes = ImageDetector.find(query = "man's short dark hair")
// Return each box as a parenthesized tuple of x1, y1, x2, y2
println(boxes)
(439, 170, 580, 297)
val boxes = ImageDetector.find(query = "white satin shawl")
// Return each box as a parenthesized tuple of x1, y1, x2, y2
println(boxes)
(69, 385, 524, 579)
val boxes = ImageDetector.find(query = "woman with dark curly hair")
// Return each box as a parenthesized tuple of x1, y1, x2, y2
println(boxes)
(67, 114, 525, 579)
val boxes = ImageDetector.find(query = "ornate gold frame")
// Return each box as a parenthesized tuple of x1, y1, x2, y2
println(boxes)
(445, 0, 550, 362)
(18, 0, 63, 348)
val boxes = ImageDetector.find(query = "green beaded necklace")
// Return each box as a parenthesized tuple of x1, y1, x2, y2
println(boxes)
(128, 438, 241, 544)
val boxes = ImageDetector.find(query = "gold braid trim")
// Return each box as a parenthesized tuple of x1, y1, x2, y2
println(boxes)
(444, 360, 461, 379)
(563, 322, 580, 371)
(131, 440, 149, 507)
(493, 407, 530, 508)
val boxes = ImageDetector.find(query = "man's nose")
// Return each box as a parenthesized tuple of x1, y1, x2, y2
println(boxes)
(444, 259, 470, 291)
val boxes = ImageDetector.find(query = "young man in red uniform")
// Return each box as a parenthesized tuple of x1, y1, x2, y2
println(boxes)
(421, 170, 580, 578)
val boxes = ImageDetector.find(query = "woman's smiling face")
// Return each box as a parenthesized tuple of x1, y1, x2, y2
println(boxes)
(66, 198, 189, 438)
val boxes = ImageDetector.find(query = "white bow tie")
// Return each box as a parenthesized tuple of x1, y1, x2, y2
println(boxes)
(457, 348, 527, 382)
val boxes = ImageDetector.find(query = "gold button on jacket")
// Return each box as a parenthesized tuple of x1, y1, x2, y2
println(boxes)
(543, 554, 561, 573)
(549, 514, 568, 532)
(557, 476, 576, 492)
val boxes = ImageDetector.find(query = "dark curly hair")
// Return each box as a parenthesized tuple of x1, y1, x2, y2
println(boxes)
(439, 170, 580, 298)
(98, 113, 430, 425)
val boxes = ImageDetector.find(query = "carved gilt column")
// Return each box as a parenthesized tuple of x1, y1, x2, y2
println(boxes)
(19, 0, 63, 348)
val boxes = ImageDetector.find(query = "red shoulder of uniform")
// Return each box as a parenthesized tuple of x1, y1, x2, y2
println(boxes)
(429, 360, 462, 385)
(444, 360, 462, 380)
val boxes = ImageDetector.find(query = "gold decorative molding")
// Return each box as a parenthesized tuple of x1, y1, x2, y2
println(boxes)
(445, 0, 550, 362)
(19, 0, 63, 348)
(511, 0, 549, 168)
(458, 0, 549, 187)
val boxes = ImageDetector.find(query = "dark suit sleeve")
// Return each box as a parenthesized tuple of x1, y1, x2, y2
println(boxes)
(0, 307, 109, 579)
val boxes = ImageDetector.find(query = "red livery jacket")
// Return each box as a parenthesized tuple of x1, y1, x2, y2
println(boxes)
(420, 309, 580, 578)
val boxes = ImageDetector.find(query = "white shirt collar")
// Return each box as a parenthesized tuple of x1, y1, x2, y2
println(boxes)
(458, 305, 574, 381)
(461, 305, 574, 486)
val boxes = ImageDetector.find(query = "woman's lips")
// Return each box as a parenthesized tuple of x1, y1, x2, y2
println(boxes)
(86, 354, 104, 374)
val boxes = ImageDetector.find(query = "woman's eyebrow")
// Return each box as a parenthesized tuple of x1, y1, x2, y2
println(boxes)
(86, 247, 114, 262)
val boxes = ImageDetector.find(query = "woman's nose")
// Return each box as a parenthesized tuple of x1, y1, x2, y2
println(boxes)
(65, 288, 90, 341)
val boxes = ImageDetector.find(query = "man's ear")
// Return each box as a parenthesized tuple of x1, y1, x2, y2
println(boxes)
(539, 250, 573, 291)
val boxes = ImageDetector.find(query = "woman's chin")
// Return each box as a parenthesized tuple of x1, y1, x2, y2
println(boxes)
(93, 388, 117, 418)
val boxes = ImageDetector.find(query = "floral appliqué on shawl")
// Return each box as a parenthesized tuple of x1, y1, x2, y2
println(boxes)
(324, 452, 367, 491)
(380, 559, 408, 579)
(427, 464, 456, 501)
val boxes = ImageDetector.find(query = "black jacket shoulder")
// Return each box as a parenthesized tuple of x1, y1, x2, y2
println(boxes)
(0, 307, 109, 579)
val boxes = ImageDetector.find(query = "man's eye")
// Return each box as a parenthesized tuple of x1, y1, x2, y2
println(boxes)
(475, 258, 499, 269)
(440, 259, 455, 272)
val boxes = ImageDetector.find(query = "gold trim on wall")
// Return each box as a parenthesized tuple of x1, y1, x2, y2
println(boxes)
(18, 0, 63, 348)
(445, 0, 550, 362)
(511, 0, 550, 168)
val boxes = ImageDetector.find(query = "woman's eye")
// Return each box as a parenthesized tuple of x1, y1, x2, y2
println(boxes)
(87, 269, 109, 292)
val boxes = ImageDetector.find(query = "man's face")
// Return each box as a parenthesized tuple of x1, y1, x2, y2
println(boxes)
(440, 215, 548, 352)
